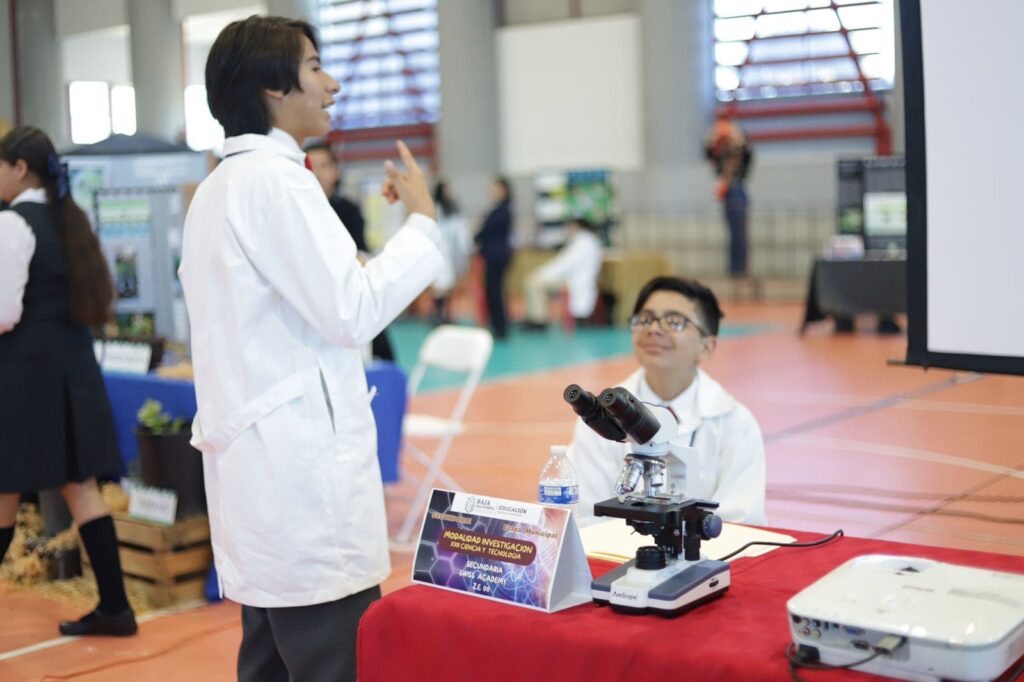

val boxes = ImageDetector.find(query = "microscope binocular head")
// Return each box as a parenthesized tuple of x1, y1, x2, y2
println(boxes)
(563, 384, 673, 447)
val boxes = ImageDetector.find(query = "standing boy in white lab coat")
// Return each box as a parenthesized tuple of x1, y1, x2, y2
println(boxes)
(179, 16, 444, 681)
(567, 276, 767, 527)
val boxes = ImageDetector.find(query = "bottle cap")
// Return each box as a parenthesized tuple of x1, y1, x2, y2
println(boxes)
(549, 445, 567, 456)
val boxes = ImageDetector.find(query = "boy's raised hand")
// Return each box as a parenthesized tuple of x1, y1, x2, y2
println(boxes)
(381, 140, 436, 220)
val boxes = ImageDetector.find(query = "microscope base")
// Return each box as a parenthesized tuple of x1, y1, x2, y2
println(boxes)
(592, 558, 730, 617)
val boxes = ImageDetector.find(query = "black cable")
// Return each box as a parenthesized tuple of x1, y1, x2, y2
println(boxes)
(716, 529, 844, 562)
(789, 660, 810, 682)
(1006, 654, 1024, 682)
(786, 642, 884, 681)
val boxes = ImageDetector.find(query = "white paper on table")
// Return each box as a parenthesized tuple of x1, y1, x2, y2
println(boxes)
(579, 519, 796, 564)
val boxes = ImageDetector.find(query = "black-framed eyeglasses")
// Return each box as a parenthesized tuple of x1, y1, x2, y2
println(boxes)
(629, 311, 709, 337)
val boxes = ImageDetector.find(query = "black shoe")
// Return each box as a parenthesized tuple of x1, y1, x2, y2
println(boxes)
(876, 316, 902, 334)
(833, 316, 855, 333)
(519, 321, 547, 332)
(59, 608, 138, 637)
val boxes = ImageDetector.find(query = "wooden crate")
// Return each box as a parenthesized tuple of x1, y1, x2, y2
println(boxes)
(83, 513, 213, 608)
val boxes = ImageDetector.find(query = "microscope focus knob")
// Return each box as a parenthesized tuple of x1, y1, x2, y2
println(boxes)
(702, 514, 723, 540)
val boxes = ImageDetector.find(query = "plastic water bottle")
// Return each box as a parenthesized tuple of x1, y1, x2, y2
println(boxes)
(538, 445, 579, 518)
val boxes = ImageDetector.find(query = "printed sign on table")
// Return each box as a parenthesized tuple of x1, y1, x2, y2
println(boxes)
(412, 489, 592, 613)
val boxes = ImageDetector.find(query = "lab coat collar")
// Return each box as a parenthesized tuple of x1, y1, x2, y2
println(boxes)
(636, 372, 698, 421)
(628, 367, 737, 424)
(10, 187, 47, 206)
(222, 127, 306, 165)
(693, 368, 738, 419)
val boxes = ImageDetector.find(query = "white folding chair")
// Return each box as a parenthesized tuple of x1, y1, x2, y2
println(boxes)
(393, 325, 493, 546)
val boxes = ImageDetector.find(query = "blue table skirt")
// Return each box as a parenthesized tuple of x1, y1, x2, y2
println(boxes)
(103, 361, 407, 483)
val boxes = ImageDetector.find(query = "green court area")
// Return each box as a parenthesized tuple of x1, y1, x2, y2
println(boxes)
(386, 320, 773, 392)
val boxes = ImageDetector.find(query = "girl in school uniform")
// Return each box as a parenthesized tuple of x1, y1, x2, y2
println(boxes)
(0, 126, 136, 636)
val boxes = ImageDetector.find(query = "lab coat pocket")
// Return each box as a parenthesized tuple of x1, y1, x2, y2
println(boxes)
(338, 390, 377, 464)
(315, 360, 376, 462)
(305, 368, 337, 453)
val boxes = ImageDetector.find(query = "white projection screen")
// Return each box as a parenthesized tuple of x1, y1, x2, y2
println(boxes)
(496, 15, 643, 174)
(902, 0, 1024, 374)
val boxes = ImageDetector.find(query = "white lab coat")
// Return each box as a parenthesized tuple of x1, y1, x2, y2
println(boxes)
(178, 129, 443, 608)
(536, 230, 603, 318)
(567, 368, 767, 526)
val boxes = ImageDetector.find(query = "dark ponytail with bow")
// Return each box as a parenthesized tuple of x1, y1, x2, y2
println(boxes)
(0, 126, 114, 326)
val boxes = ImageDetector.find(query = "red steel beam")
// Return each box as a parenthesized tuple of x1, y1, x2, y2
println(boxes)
(721, 0, 892, 156)
(739, 50, 879, 67)
(337, 143, 433, 163)
(719, 27, 873, 44)
(328, 122, 433, 143)
(320, 3, 428, 24)
(717, 99, 882, 118)
(718, 0, 880, 20)
(747, 125, 881, 142)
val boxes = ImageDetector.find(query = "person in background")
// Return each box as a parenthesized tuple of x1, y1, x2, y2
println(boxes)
(306, 141, 396, 360)
(0, 126, 137, 637)
(179, 16, 444, 681)
(306, 142, 367, 252)
(475, 177, 513, 340)
(521, 217, 604, 330)
(431, 180, 471, 325)
(567, 275, 766, 526)
(705, 117, 753, 277)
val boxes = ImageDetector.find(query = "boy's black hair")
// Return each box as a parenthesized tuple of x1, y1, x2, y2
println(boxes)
(205, 15, 318, 137)
(632, 276, 724, 336)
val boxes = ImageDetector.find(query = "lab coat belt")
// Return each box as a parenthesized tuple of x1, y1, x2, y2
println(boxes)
(190, 373, 307, 453)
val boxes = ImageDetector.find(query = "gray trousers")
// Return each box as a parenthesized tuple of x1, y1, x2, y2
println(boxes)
(237, 585, 381, 682)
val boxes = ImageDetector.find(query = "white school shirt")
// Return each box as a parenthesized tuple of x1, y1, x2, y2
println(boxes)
(0, 187, 45, 333)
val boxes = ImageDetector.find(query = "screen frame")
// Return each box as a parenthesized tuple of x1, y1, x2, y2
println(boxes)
(901, 0, 1024, 375)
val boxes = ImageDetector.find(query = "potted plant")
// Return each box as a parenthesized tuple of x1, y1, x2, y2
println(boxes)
(135, 399, 206, 519)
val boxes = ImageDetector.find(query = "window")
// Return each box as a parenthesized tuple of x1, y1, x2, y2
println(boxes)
(184, 84, 224, 153)
(318, 0, 440, 130)
(714, 0, 895, 102)
(69, 82, 136, 145)
(110, 85, 137, 136)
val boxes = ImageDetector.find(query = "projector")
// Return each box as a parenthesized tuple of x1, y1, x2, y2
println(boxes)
(787, 555, 1024, 682)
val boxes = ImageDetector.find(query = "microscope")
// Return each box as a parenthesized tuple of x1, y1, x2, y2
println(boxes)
(564, 384, 730, 617)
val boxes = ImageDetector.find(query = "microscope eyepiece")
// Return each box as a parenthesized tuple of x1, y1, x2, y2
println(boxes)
(564, 384, 628, 442)
(599, 387, 660, 444)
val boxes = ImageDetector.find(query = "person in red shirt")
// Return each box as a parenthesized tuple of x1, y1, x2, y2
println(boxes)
(705, 117, 753, 277)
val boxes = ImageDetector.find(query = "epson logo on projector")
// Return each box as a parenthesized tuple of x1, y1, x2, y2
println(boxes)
(612, 590, 638, 601)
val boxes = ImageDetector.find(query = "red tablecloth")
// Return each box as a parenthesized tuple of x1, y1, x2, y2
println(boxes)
(358, 530, 1024, 681)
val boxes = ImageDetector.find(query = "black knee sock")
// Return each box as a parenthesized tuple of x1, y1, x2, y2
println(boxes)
(78, 516, 130, 614)
(0, 525, 13, 562)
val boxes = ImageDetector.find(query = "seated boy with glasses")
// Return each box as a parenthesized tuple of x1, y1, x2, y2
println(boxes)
(567, 276, 767, 525)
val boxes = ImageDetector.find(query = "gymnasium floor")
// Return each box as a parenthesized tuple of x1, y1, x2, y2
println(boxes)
(2, 301, 1022, 680)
